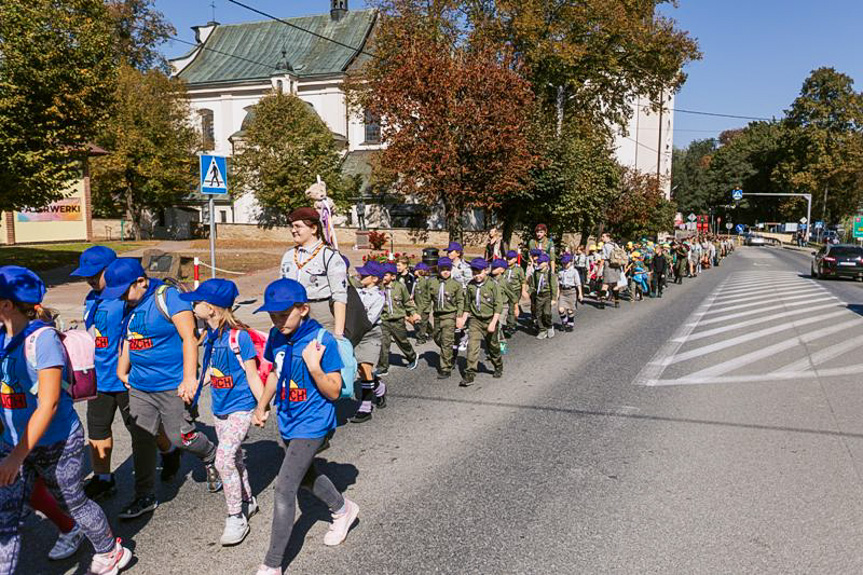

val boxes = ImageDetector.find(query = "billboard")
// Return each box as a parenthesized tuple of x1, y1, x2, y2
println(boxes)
(16, 198, 83, 222)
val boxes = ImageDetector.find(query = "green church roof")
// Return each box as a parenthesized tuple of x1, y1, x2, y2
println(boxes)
(175, 10, 376, 85)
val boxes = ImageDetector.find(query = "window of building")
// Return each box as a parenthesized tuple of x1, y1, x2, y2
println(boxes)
(364, 109, 381, 144)
(198, 109, 215, 151)
(220, 210, 227, 223)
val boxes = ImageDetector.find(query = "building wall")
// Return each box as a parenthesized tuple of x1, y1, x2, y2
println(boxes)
(613, 92, 675, 198)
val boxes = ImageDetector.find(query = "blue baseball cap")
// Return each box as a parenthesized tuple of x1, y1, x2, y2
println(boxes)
(505, 250, 518, 259)
(414, 262, 430, 272)
(491, 258, 508, 270)
(381, 263, 398, 276)
(0, 266, 46, 304)
(437, 257, 453, 269)
(71, 246, 117, 277)
(356, 261, 384, 278)
(255, 278, 308, 313)
(469, 257, 489, 271)
(538, 253, 551, 264)
(561, 254, 573, 264)
(445, 242, 463, 253)
(179, 278, 239, 309)
(99, 258, 146, 300)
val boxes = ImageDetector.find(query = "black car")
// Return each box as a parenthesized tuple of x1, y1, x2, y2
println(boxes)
(811, 244, 863, 279)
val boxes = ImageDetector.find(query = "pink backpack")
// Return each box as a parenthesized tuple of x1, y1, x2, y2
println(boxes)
(229, 328, 273, 384)
(25, 327, 97, 402)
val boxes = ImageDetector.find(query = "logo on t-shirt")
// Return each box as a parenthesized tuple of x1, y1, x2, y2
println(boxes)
(209, 348, 234, 389)
(127, 311, 153, 351)
(94, 310, 109, 349)
(282, 379, 307, 403)
(0, 359, 27, 410)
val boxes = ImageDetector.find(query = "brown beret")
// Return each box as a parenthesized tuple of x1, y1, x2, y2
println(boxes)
(288, 207, 320, 223)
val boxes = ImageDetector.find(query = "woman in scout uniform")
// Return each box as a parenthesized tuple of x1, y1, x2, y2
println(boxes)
(182, 279, 265, 546)
(528, 253, 558, 339)
(557, 254, 583, 332)
(279, 207, 349, 337)
(350, 261, 386, 423)
(429, 258, 466, 379)
(376, 263, 420, 376)
(252, 279, 359, 575)
(528, 224, 556, 272)
(412, 262, 432, 344)
(0, 266, 132, 575)
(503, 250, 525, 336)
(459, 258, 504, 387)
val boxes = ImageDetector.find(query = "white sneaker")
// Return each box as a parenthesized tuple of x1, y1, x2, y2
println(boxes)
(49, 525, 84, 560)
(220, 514, 249, 546)
(88, 538, 132, 575)
(255, 566, 282, 575)
(323, 498, 359, 546)
(548, 327, 555, 338)
(244, 496, 259, 520)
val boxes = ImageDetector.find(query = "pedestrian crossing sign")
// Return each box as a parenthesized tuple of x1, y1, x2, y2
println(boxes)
(200, 154, 228, 194)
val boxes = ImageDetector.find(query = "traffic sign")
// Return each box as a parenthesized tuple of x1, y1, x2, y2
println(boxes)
(732, 188, 743, 201)
(736, 224, 745, 234)
(200, 154, 228, 194)
(814, 221, 824, 229)
(687, 212, 697, 222)
(800, 217, 808, 224)
(725, 223, 733, 230)
(854, 216, 863, 239)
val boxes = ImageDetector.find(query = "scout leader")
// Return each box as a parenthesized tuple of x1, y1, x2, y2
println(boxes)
(376, 263, 420, 376)
(527, 253, 558, 340)
(459, 258, 504, 387)
(428, 257, 465, 380)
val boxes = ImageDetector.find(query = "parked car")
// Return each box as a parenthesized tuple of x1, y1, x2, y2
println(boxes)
(744, 233, 767, 246)
(811, 244, 863, 279)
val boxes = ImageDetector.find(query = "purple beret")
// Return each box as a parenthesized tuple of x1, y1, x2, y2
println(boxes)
(469, 257, 489, 271)
(491, 258, 508, 270)
(414, 262, 430, 272)
(437, 257, 453, 269)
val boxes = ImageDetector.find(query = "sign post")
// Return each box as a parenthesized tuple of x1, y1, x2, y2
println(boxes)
(200, 154, 229, 279)
(853, 216, 863, 240)
(731, 188, 743, 201)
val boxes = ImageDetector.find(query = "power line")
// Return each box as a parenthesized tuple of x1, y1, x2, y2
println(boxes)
(671, 108, 774, 122)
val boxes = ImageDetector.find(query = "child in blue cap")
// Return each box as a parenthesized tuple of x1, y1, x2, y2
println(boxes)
(252, 278, 359, 574)
(0, 266, 132, 574)
(181, 278, 265, 546)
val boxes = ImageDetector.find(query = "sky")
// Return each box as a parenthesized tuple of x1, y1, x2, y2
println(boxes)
(156, 0, 863, 150)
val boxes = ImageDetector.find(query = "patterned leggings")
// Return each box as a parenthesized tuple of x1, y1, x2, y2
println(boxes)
(214, 411, 254, 516)
(0, 426, 114, 575)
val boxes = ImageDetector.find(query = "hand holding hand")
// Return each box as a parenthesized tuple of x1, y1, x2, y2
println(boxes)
(178, 378, 197, 404)
(252, 405, 270, 427)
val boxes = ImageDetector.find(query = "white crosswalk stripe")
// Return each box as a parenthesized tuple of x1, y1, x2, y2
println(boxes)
(633, 270, 863, 387)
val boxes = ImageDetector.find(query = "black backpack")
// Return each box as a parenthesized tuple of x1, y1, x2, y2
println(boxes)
(323, 248, 372, 347)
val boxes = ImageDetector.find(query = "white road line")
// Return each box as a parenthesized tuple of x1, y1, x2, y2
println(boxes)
(695, 296, 840, 326)
(678, 302, 845, 342)
(711, 284, 826, 302)
(666, 309, 851, 366)
(679, 319, 861, 380)
(719, 280, 794, 292)
(702, 291, 830, 315)
(651, 363, 863, 386)
(773, 333, 863, 373)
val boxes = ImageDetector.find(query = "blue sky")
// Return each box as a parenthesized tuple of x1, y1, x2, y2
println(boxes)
(157, 0, 863, 149)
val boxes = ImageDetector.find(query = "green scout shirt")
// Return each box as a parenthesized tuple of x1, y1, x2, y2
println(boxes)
(528, 238, 556, 259)
(427, 277, 465, 316)
(493, 275, 517, 305)
(503, 265, 525, 302)
(527, 268, 559, 299)
(381, 281, 416, 321)
(466, 279, 504, 320)
(413, 275, 432, 313)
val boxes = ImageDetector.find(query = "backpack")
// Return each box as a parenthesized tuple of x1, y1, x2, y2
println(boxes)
(154, 280, 191, 322)
(25, 327, 97, 402)
(321, 247, 373, 346)
(609, 245, 629, 268)
(317, 329, 357, 400)
(228, 328, 273, 384)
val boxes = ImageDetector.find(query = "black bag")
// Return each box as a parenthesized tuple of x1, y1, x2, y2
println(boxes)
(323, 248, 372, 347)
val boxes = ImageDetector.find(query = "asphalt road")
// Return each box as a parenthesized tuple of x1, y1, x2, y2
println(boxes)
(20, 246, 863, 574)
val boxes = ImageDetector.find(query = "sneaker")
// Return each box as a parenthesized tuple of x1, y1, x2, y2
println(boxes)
(255, 566, 282, 575)
(244, 496, 259, 520)
(160, 449, 182, 482)
(437, 371, 451, 380)
(220, 514, 250, 546)
(350, 410, 373, 424)
(458, 340, 468, 352)
(375, 368, 389, 377)
(324, 499, 359, 546)
(84, 475, 116, 501)
(206, 463, 223, 493)
(87, 538, 132, 575)
(548, 327, 555, 338)
(406, 357, 419, 370)
(459, 373, 475, 387)
(118, 495, 158, 520)
(493, 368, 503, 379)
(536, 330, 548, 340)
(48, 525, 84, 561)
(372, 393, 387, 409)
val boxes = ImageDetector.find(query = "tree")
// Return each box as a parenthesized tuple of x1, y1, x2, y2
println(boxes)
(607, 168, 676, 239)
(232, 91, 345, 227)
(671, 138, 718, 214)
(0, 0, 117, 212)
(90, 65, 198, 240)
(348, 0, 537, 240)
(106, 0, 176, 72)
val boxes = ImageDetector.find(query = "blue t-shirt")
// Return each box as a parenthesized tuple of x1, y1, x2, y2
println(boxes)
(263, 319, 342, 440)
(204, 328, 258, 416)
(126, 284, 193, 393)
(0, 325, 80, 447)
(85, 291, 126, 393)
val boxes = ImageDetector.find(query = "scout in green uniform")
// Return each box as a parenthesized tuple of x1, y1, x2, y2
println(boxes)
(412, 262, 432, 344)
(459, 258, 504, 387)
(377, 262, 420, 375)
(490, 258, 515, 333)
(428, 257, 465, 379)
(503, 250, 525, 336)
(527, 253, 558, 340)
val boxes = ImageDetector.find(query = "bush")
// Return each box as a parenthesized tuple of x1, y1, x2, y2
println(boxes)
(367, 230, 389, 250)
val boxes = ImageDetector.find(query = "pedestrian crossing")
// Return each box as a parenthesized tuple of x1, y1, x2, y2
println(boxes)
(633, 271, 863, 386)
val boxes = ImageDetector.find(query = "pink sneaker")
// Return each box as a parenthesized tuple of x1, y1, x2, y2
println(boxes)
(324, 498, 359, 546)
(88, 538, 132, 575)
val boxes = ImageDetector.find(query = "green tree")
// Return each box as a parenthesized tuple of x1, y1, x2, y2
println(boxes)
(671, 138, 717, 213)
(607, 168, 676, 239)
(0, 0, 117, 212)
(232, 91, 345, 227)
(106, 0, 176, 72)
(90, 65, 198, 240)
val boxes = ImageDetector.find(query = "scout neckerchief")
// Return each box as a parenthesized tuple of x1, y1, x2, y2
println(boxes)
(293, 241, 326, 271)
(437, 281, 446, 309)
(385, 285, 394, 314)
(536, 269, 546, 292)
(119, 279, 162, 343)
(473, 280, 485, 309)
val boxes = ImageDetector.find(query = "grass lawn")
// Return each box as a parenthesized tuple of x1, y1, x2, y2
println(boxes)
(0, 242, 157, 271)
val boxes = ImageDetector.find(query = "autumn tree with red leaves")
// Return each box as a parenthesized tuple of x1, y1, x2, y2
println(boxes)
(347, 0, 537, 240)
(606, 167, 676, 239)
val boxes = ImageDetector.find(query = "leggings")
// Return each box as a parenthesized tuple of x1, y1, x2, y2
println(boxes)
(264, 437, 345, 569)
(0, 426, 114, 574)
(213, 411, 254, 516)
(30, 477, 74, 533)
